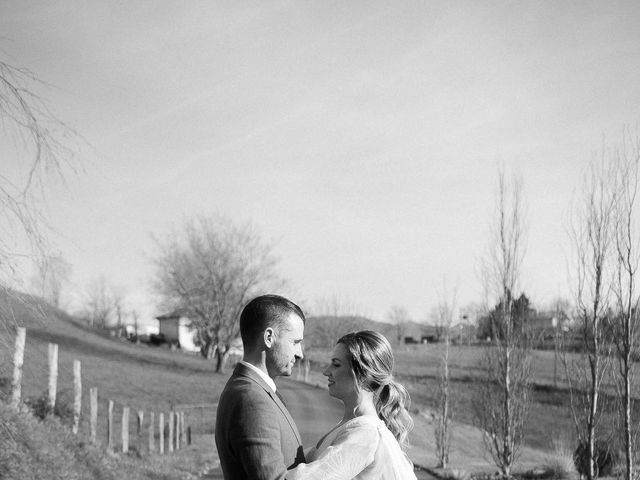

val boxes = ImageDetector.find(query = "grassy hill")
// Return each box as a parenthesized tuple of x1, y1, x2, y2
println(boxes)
(0, 287, 228, 421)
(303, 314, 397, 347)
(0, 288, 226, 480)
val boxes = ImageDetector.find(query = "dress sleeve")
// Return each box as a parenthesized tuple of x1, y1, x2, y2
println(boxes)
(286, 422, 379, 480)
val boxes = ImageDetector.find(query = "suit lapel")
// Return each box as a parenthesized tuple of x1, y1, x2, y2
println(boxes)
(234, 363, 302, 445)
(269, 389, 302, 444)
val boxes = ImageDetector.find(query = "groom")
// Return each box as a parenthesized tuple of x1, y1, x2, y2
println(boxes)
(215, 294, 306, 480)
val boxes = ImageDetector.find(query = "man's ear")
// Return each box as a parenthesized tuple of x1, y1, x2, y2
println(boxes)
(264, 327, 276, 348)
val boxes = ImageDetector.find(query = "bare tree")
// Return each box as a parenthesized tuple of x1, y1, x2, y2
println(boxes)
(460, 301, 483, 345)
(130, 309, 140, 340)
(151, 215, 283, 372)
(565, 151, 617, 480)
(610, 129, 640, 480)
(83, 276, 121, 329)
(387, 305, 411, 344)
(472, 169, 531, 477)
(0, 58, 76, 287)
(0, 55, 78, 361)
(548, 297, 572, 388)
(30, 254, 71, 307)
(434, 284, 457, 468)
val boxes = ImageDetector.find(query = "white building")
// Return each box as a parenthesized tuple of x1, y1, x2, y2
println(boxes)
(155, 311, 200, 352)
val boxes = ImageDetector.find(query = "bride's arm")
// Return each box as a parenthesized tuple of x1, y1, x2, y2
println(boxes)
(286, 423, 379, 480)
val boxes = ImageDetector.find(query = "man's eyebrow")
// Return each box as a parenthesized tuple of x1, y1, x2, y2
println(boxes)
(331, 358, 341, 363)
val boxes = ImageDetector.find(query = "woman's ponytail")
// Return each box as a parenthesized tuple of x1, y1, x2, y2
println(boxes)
(375, 378, 413, 450)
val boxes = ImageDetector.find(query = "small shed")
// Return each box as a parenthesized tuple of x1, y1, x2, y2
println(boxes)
(155, 311, 200, 352)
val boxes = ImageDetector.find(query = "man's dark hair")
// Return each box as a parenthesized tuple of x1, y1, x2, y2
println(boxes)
(240, 294, 305, 348)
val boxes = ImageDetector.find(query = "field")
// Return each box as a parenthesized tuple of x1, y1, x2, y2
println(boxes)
(304, 342, 628, 452)
(0, 290, 627, 477)
(0, 292, 226, 418)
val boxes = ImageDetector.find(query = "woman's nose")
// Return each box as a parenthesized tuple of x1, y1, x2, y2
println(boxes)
(322, 366, 330, 376)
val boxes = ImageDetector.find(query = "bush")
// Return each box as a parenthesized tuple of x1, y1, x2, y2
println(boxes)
(573, 440, 617, 478)
(441, 468, 471, 480)
(537, 439, 578, 480)
(0, 401, 115, 480)
(25, 390, 75, 425)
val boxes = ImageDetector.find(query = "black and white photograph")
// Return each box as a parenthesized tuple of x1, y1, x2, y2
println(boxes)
(1, 2, 640, 479)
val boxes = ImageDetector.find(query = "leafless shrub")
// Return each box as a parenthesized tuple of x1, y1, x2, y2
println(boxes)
(472, 168, 531, 477)
(434, 283, 456, 468)
(564, 145, 617, 480)
(608, 127, 640, 480)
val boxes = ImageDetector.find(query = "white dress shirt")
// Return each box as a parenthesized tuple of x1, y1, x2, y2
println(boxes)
(240, 360, 277, 392)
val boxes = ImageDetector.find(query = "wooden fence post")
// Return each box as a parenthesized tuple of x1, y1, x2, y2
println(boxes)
(11, 327, 26, 409)
(168, 411, 175, 452)
(175, 411, 180, 450)
(73, 360, 82, 434)
(180, 411, 185, 447)
(159, 412, 165, 454)
(90, 387, 98, 444)
(122, 406, 130, 453)
(137, 410, 144, 452)
(107, 400, 114, 452)
(304, 358, 310, 382)
(48, 343, 58, 412)
(148, 411, 155, 453)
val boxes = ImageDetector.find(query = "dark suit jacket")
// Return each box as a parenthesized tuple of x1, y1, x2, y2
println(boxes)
(215, 363, 305, 480)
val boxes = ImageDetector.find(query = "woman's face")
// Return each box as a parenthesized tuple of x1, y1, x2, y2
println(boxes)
(323, 343, 358, 401)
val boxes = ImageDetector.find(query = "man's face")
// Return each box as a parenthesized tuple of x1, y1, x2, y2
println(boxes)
(266, 312, 304, 378)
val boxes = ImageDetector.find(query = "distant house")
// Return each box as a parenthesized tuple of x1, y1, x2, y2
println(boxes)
(526, 310, 575, 337)
(402, 324, 440, 344)
(155, 311, 200, 352)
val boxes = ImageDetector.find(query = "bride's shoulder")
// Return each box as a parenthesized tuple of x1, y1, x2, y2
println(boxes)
(343, 415, 384, 433)
(352, 415, 384, 425)
(330, 415, 386, 447)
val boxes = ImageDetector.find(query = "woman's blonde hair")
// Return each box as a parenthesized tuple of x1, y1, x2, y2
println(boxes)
(337, 330, 414, 450)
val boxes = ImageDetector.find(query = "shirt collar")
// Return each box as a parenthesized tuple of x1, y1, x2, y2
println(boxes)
(240, 360, 276, 392)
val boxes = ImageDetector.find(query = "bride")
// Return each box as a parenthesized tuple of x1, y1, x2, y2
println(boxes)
(287, 330, 417, 480)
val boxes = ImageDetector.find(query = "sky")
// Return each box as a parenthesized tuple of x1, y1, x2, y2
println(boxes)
(2, 1, 640, 324)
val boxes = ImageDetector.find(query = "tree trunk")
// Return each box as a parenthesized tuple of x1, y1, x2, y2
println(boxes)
(588, 349, 599, 480)
(623, 353, 632, 480)
(503, 341, 512, 477)
(201, 339, 216, 359)
(215, 345, 230, 373)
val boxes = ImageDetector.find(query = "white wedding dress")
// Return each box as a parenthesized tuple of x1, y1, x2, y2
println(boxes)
(286, 415, 417, 480)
